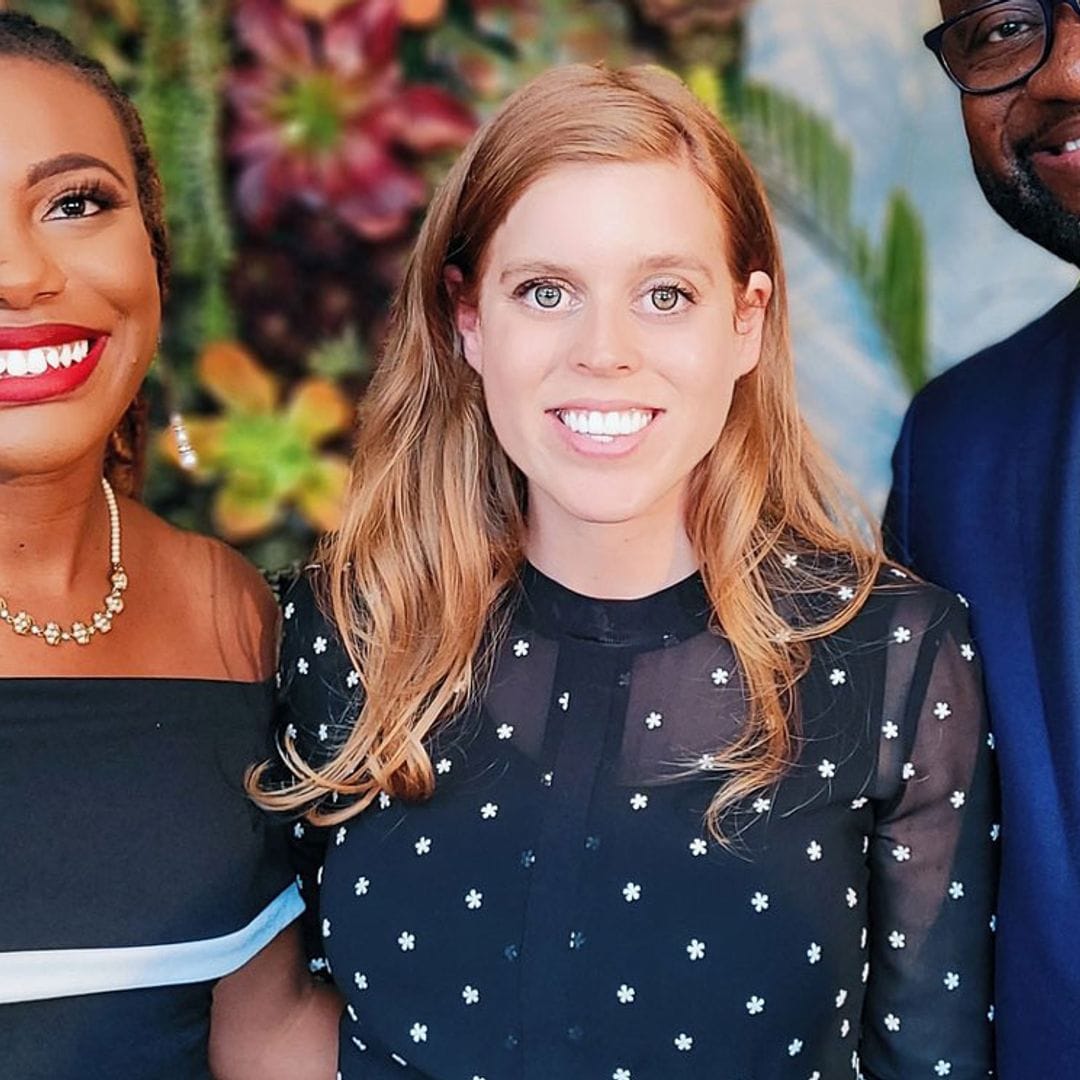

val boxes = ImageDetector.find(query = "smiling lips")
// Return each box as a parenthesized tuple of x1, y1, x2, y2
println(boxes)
(550, 406, 659, 454)
(0, 325, 106, 404)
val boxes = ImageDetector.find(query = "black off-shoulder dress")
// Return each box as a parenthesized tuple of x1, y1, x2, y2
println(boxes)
(0, 678, 302, 1080)
(277, 564, 997, 1080)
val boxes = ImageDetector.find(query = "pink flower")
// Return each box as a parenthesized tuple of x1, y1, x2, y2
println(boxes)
(228, 0, 474, 240)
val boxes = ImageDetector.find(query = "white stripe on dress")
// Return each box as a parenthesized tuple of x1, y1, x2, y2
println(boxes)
(0, 882, 304, 1004)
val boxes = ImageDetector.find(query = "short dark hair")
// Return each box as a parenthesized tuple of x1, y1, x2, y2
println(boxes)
(0, 11, 171, 495)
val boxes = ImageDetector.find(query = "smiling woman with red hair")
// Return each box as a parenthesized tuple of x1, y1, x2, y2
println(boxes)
(259, 63, 997, 1080)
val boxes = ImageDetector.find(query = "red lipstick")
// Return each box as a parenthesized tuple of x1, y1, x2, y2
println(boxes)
(0, 326, 107, 405)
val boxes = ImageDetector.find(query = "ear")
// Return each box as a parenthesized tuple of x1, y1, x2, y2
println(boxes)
(731, 270, 772, 378)
(444, 265, 483, 374)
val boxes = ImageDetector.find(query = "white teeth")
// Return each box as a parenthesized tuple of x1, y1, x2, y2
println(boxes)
(556, 408, 655, 438)
(0, 338, 91, 378)
(1064, 139, 1080, 154)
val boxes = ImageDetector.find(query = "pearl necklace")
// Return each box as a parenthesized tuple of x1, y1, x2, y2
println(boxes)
(0, 477, 129, 646)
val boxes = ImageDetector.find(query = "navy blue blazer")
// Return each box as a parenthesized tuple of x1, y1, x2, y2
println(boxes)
(885, 286, 1080, 1079)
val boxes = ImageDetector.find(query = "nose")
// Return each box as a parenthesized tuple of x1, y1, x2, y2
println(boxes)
(1026, 2, 1080, 102)
(572, 302, 641, 376)
(0, 219, 67, 310)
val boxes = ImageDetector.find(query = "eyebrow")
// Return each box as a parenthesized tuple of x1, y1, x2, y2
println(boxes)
(498, 254, 716, 285)
(26, 153, 128, 190)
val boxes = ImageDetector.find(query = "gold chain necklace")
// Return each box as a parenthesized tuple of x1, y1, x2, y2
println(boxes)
(0, 477, 129, 646)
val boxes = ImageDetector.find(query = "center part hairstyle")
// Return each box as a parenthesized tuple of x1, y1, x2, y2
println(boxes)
(257, 63, 883, 835)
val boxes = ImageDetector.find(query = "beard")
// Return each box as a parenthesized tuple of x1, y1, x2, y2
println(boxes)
(975, 156, 1080, 267)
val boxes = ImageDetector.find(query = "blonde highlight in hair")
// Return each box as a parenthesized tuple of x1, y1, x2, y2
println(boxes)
(253, 63, 882, 837)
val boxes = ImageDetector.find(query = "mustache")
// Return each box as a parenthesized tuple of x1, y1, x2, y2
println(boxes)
(1015, 106, 1080, 158)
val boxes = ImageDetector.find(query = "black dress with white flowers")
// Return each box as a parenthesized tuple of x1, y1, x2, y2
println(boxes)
(276, 562, 996, 1080)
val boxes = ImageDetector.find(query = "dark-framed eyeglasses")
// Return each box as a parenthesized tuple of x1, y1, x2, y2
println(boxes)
(925, 0, 1080, 94)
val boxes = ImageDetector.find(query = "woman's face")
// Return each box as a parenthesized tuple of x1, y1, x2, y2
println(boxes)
(456, 159, 771, 547)
(0, 59, 159, 480)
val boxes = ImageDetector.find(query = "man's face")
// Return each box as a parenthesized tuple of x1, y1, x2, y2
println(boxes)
(944, 0, 1080, 264)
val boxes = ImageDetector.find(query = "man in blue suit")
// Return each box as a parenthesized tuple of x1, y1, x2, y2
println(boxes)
(886, 2, 1080, 1074)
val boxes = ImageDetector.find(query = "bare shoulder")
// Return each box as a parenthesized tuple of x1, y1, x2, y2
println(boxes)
(123, 500, 278, 681)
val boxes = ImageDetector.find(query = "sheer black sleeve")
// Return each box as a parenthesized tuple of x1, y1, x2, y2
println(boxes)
(273, 568, 361, 976)
(861, 590, 998, 1079)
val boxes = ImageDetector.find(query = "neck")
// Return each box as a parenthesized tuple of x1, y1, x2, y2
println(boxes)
(0, 456, 112, 604)
(526, 488, 697, 599)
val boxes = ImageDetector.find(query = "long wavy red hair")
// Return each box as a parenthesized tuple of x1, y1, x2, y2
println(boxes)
(253, 63, 882, 835)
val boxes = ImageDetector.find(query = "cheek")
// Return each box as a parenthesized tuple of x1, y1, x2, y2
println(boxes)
(962, 98, 1012, 167)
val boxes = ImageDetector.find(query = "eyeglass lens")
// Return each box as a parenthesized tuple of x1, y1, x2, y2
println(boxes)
(941, 1, 1048, 91)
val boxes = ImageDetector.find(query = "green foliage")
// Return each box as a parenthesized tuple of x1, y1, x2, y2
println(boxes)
(734, 79, 929, 391)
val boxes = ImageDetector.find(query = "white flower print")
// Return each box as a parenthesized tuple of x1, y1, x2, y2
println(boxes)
(435, 757, 452, 775)
(850, 796, 868, 810)
(322, 918, 331, 938)
(378, 791, 392, 809)
(644, 711, 663, 730)
(988, 731, 997, 750)
(465, 889, 483, 910)
(541, 771, 553, 787)
(313, 635, 327, 654)
(297, 657, 310, 675)
(949, 881, 965, 900)
(835, 988, 848, 1008)
(496, 723, 514, 740)
(990, 823, 1001, 841)
(990, 914, 997, 932)
(409, 1022, 427, 1044)
(944, 971, 960, 991)
(686, 938, 707, 961)
(285, 722, 298, 741)
(354, 972, 368, 990)
(292, 822, 305, 840)
(512, 639, 530, 658)
(892, 844, 911, 862)
(846, 887, 858, 908)
(882, 721, 899, 740)
(807, 841, 823, 861)
(335, 826, 347, 846)
(480, 802, 498, 819)
(960, 642, 975, 661)
(888, 931, 906, 949)
(689, 838, 708, 857)
(950, 790, 966, 809)
(752, 796, 772, 814)
(988, 1005, 996, 1022)
(884, 1013, 901, 1032)
(346, 669, 360, 689)
(674, 1033, 693, 1051)
(750, 891, 770, 913)
(318, 723, 329, 741)
(807, 942, 822, 964)
(616, 984, 636, 1004)
(630, 793, 649, 811)
(622, 882, 642, 903)
(398, 931, 416, 951)
(558, 691, 570, 711)
(698, 753, 717, 770)
(284, 601, 295, 620)
(613, 1070, 631, 1080)
(860, 927, 868, 949)
(838, 585, 855, 601)
(781, 552, 799, 569)
(711, 667, 730, 686)
(818, 759, 837, 779)
(788, 1039, 803, 1056)
(840, 1018, 851, 1038)
(829, 668, 847, 686)
(462, 985, 480, 1005)
(902, 762, 916, 780)
(414, 836, 432, 855)
(957, 592, 970, 607)
(935, 1061, 952, 1076)
(745, 995, 765, 1015)
(933, 701, 953, 720)
(892, 626, 912, 644)
(354, 876, 370, 896)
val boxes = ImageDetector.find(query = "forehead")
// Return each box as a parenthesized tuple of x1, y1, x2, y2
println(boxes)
(487, 160, 727, 268)
(0, 58, 132, 181)
(940, 0, 1016, 16)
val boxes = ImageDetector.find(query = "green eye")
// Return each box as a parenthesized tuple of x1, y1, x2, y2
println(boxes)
(533, 284, 563, 309)
(651, 286, 680, 311)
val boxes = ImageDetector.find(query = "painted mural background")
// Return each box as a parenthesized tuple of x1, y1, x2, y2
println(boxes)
(11, 0, 1076, 567)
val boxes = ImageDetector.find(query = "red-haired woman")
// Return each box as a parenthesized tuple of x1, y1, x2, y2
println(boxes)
(260, 64, 996, 1080)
